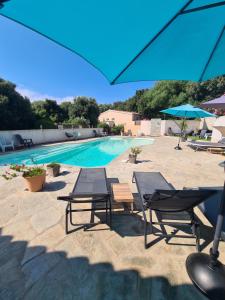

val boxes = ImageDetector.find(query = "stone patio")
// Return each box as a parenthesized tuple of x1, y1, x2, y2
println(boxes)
(0, 136, 225, 300)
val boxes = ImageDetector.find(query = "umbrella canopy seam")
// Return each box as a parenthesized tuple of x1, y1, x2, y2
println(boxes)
(199, 26, 225, 81)
(182, 1, 225, 14)
(110, 0, 193, 84)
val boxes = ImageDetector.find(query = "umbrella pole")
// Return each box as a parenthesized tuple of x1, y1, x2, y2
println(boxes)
(174, 118, 184, 150)
(186, 184, 225, 299)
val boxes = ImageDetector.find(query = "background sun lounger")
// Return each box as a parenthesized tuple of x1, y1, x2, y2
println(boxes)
(188, 138, 225, 151)
(0, 136, 14, 152)
(12, 134, 33, 148)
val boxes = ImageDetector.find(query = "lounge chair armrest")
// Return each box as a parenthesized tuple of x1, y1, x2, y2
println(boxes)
(57, 196, 73, 201)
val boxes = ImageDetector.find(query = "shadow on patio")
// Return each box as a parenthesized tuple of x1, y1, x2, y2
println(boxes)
(0, 229, 207, 300)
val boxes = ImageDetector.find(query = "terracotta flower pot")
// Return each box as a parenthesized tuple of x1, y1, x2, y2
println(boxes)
(23, 171, 46, 192)
(47, 165, 60, 177)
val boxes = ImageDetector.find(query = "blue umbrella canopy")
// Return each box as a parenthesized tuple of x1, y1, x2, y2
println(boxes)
(160, 104, 216, 118)
(0, 1, 225, 84)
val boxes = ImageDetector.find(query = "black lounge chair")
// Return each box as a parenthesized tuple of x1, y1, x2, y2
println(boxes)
(65, 132, 73, 138)
(65, 131, 81, 140)
(167, 127, 181, 136)
(12, 134, 33, 148)
(133, 171, 216, 251)
(57, 168, 111, 233)
(188, 137, 225, 151)
(93, 129, 99, 137)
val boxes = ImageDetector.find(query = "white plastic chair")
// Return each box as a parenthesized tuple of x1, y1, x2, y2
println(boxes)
(0, 136, 15, 152)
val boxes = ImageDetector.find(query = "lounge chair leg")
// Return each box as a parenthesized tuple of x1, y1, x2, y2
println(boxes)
(65, 203, 69, 234)
(149, 210, 153, 235)
(90, 202, 95, 224)
(144, 220, 148, 249)
(109, 197, 112, 229)
(195, 224, 201, 252)
(192, 220, 201, 252)
(105, 200, 108, 224)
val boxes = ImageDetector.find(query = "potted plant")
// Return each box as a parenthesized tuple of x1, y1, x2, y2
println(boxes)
(129, 147, 142, 164)
(47, 162, 60, 177)
(23, 166, 46, 192)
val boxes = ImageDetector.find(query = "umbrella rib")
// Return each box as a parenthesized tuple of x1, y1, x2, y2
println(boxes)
(182, 1, 225, 14)
(110, 0, 194, 84)
(199, 26, 225, 82)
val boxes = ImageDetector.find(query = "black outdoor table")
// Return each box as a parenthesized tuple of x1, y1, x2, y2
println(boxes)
(57, 168, 111, 233)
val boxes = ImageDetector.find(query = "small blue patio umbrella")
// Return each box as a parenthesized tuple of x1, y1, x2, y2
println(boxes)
(160, 104, 216, 150)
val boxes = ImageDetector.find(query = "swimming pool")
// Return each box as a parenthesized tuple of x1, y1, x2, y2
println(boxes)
(0, 137, 154, 167)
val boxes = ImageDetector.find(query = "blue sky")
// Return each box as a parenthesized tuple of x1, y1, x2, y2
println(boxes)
(0, 16, 154, 104)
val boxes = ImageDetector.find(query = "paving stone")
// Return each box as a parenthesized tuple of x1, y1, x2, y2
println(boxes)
(0, 137, 224, 300)
(22, 251, 62, 289)
(2, 218, 37, 241)
(22, 224, 64, 265)
(0, 195, 19, 226)
(31, 206, 62, 234)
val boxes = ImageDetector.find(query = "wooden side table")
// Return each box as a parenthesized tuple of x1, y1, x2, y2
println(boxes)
(111, 183, 134, 212)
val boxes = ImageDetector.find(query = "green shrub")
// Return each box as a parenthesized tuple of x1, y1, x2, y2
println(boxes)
(46, 162, 60, 168)
(111, 124, 124, 135)
(98, 122, 111, 134)
(63, 117, 89, 128)
(23, 167, 45, 178)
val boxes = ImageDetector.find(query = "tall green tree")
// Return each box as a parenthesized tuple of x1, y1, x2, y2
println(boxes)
(69, 96, 99, 127)
(32, 99, 64, 128)
(0, 78, 35, 130)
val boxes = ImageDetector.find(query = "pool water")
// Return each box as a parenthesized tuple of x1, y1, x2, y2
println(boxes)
(0, 137, 154, 167)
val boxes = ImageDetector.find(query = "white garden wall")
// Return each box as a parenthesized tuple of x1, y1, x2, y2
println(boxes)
(211, 116, 225, 142)
(0, 128, 103, 145)
(199, 117, 217, 130)
(161, 120, 200, 135)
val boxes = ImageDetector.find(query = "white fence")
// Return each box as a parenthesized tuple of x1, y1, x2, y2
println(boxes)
(0, 128, 103, 145)
(161, 120, 201, 135)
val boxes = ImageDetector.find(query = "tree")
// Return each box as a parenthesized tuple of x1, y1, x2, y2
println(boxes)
(63, 117, 89, 128)
(0, 78, 35, 130)
(60, 101, 73, 120)
(98, 104, 112, 113)
(32, 99, 64, 128)
(69, 96, 99, 127)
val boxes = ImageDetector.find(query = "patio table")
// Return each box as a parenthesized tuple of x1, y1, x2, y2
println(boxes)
(57, 168, 111, 233)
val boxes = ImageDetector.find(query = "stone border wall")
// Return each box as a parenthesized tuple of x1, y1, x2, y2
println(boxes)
(0, 128, 103, 145)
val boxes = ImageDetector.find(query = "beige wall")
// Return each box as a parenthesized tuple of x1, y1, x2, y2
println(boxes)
(211, 116, 225, 142)
(99, 110, 139, 126)
(140, 120, 151, 136)
(124, 122, 141, 136)
(0, 128, 102, 145)
(200, 117, 217, 130)
(161, 120, 200, 135)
